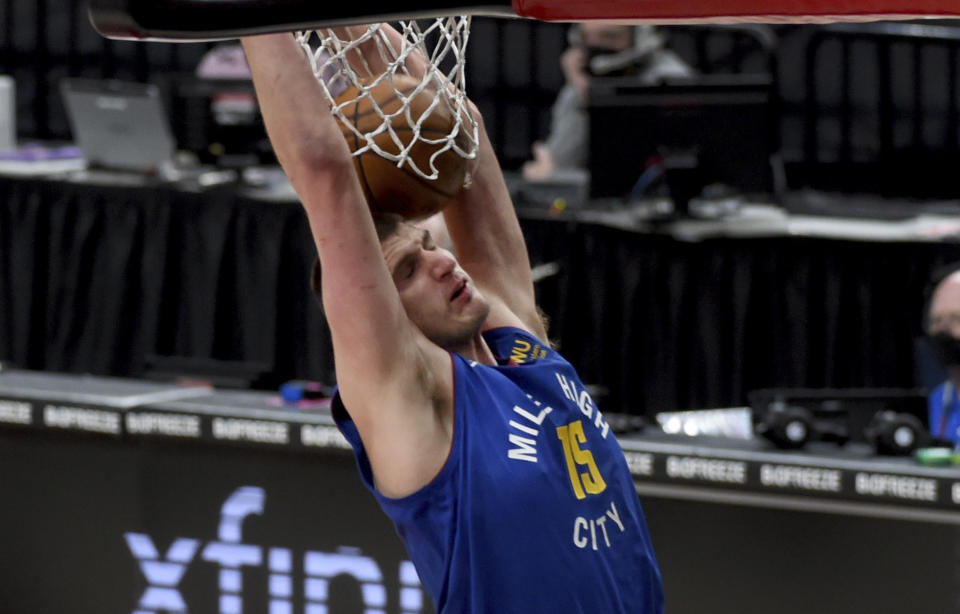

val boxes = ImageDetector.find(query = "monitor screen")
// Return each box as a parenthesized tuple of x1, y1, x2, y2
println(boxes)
(587, 74, 777, 205)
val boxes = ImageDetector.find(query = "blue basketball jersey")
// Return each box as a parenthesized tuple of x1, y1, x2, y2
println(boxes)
(334, 327, 663, 613)
(929, 381, 960, 445)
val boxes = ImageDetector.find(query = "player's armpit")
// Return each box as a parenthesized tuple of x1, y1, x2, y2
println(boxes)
(337, 335, 456, 499)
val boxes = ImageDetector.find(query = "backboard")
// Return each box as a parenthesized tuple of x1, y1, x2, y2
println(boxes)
(89, 0, 960, 41)
(88, 0, 515, 41)
(513, 0, 960, 23)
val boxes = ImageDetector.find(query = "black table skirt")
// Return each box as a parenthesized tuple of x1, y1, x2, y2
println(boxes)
(0, 176, 331, 388)
(2, 174, 958, 415)
(522, 217, 960, 412)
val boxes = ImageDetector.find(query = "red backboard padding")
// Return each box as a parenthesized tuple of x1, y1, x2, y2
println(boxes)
(512, 0, 960, 22)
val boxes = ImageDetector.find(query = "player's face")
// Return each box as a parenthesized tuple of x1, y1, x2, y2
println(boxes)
(930, 273, 960, 338)
(382, 224, 490, 349)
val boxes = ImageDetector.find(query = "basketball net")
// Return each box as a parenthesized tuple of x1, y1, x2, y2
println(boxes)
(296, 18, 479, 182)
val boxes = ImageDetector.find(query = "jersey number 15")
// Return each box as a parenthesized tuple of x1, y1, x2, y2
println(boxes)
(556, 420, 607, 500)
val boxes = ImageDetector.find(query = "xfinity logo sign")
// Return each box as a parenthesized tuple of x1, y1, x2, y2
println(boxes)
(125, 486, 424, 613)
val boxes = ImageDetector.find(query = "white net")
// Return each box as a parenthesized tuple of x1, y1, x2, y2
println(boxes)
(295, 18, 479, 182)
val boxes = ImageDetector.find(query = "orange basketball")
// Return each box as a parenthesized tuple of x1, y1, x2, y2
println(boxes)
(334, 75, 471, 220)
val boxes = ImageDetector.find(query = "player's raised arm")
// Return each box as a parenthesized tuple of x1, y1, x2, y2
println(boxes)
(242, 33, 395, 378)
(241, 33, 453, 497)
(442, 113, 546, 341)
(321, 22, 542, 340)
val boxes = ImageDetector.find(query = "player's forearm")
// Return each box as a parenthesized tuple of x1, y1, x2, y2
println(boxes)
(242, 32, 394, 326)
(443, 113, 541, 333)
(327, 24, 428, 82)
(445, 113, 528, 273)
(241, 33, 350, 181)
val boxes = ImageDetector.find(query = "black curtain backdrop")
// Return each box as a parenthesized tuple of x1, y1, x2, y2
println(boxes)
(521, 218, 957, 413)
(2, 175, 957, 415)
(0, 176, 332, 387)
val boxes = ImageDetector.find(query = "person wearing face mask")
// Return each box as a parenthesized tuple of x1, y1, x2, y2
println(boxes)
(925, 267, 960, 446)
(521, 23, 693, 182)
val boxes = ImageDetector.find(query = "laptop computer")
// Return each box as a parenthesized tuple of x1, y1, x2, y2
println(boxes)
(59, 77, 177, 176)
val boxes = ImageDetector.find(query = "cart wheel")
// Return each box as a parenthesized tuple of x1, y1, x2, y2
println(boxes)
(762, 405, 814, 449)
(866, 411, 928, 455)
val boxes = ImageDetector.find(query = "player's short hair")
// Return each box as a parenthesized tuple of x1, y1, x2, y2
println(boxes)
(372, 212, 404, 243)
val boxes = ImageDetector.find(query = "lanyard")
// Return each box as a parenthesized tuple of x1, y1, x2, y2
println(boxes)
(939, 381, 956, 440)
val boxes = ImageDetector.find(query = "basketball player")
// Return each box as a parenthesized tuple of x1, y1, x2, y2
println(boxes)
(242, 28, 663, 613)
